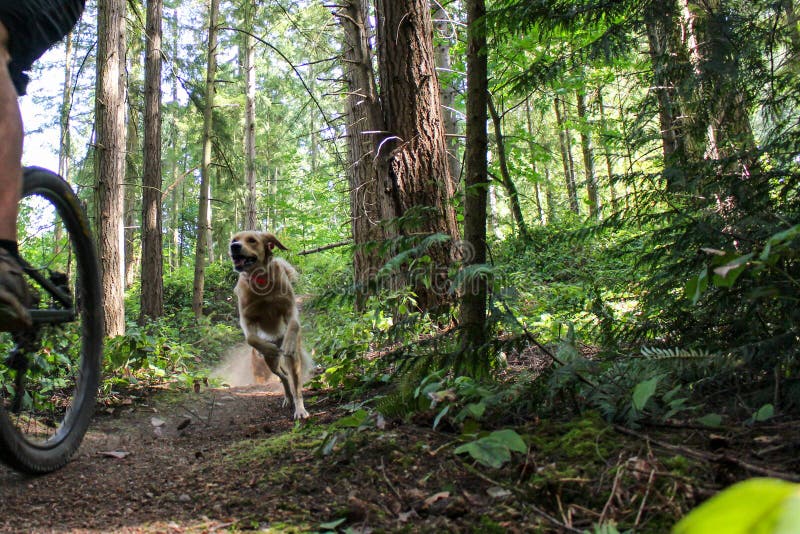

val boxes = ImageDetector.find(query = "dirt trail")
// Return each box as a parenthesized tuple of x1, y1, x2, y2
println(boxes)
(0, 378, 302, 533)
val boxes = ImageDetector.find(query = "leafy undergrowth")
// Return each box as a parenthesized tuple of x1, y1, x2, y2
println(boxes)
(1, 368, 798, 533)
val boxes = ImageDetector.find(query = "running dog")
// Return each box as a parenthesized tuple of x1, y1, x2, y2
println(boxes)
(229, 231, 313, 419)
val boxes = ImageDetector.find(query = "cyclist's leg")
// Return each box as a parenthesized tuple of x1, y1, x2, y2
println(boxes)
(0, 20, 30, 331)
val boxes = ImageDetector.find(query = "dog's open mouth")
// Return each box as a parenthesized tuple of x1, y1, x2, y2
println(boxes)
(231, 253, 257, 271)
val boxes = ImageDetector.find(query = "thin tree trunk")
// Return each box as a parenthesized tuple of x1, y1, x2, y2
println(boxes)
(532, 162, 545, 225)
(545, 166, 556, 222)
(58, 31, 74, 182)
(433, 2, 462, 188)
(125, 27, 143, 290)
(140, 0, 164, 323)
(192, 0, 219, 319)
(644, 0, 686, 174)
(95, 0, 127, 336)
(596, 88, 619, 212)
(554, 96, 579, 214)
(243, 0, 258, 230)
(524, 97, 546, 225)
(168, 10, 180, 270)
(488, 95, 529, 241)
(576, 88, 600, 219)
(460, 0, 489, 356)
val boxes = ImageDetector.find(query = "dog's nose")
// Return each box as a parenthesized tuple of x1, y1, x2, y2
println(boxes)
(230, 242, 242, 254)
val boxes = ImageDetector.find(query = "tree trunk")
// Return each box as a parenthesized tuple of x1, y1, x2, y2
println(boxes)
(433, 2, 462, 188)
(524, 97, 546, 225)
(124, 26, 143, 290)
(644, 0, 687, 174)
(168, 9, 180, 270)
(488, 96, 529, 241)
(192, 0, 219, 319)
(460, 0, 489, 357)
(596, 88, 619, 212)
(58, 31, 74, 182)
(374, 0, 460, 310)
(576, 88, 600, 219)
(336, 0, 398, 307)
(243, 0, 258, 230)
(95, 0, 127, 336)
(554, 96, 579, 214)
(544, 166, 556, 222)
(140, 0, 164, 323)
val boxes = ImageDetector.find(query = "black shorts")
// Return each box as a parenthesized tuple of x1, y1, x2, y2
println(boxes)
(0, 0, 86, 95)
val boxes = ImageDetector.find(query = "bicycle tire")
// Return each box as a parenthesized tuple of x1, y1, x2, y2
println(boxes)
(0, 167, 103, 473)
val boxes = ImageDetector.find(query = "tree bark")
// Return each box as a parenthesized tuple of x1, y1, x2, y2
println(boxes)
(460, 0, 489, 355)
(488, 95, 529, 241)
(576, 87, 600, 219)
(336, 0, 398, 307)
(554, 96, 579, 214)
(95, 0, 127, 336)
(192, 0, 219, 319)
(374, 0, 460, 310)
(140, 0, 164, 323)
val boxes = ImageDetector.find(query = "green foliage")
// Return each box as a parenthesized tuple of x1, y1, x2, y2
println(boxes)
(103, 310, 238, 392)
(674, 478, 800, 534)
(454, 429, 527, 469)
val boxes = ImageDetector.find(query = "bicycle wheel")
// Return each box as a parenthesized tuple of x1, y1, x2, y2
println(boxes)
(0, 167, 103, 473)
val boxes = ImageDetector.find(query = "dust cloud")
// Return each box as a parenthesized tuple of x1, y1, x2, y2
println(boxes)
(210, 344, 272, 387)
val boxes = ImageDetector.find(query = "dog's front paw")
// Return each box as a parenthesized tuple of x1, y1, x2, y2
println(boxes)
(293, 407, 310, 420)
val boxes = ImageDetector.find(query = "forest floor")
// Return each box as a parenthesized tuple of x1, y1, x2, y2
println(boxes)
(0, 348, 799, 533)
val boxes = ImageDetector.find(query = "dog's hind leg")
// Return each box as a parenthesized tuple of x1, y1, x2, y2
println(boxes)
(282, 325, 310, 420)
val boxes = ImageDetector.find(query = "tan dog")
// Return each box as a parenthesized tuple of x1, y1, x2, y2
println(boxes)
(230, 231, 313, 419)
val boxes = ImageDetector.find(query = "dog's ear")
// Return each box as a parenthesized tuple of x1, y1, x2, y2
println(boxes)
(262, 232, 289, 252)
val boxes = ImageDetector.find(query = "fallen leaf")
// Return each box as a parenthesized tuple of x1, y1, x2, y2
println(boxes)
(398, 511, 418, 523)
(423, 491, 450, 509)
(177, 418, 192, 430)
(99, 450, 130, 459)
(487, 486, 512, 499)
(151, 417, 166, 427)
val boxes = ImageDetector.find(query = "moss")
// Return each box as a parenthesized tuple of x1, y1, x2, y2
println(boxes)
(662, 454, 691, 475)
(476, 515, 509, 534)
(226, 429, 322, 466)
(528, 412, 616, 462)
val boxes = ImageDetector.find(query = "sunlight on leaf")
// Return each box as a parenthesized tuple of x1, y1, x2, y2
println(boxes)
(673, 478, 800, 534)
(632, 376, 660, 411)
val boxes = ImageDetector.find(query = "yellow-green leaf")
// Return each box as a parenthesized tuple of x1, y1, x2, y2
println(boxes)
(673, 478, 800, 534)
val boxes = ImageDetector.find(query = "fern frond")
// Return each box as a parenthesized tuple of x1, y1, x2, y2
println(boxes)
(640, 346, 714, 361)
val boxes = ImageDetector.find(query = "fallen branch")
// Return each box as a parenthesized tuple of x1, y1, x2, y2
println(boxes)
(296, 240, 353, 256)
(614, 425, 800, 483)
